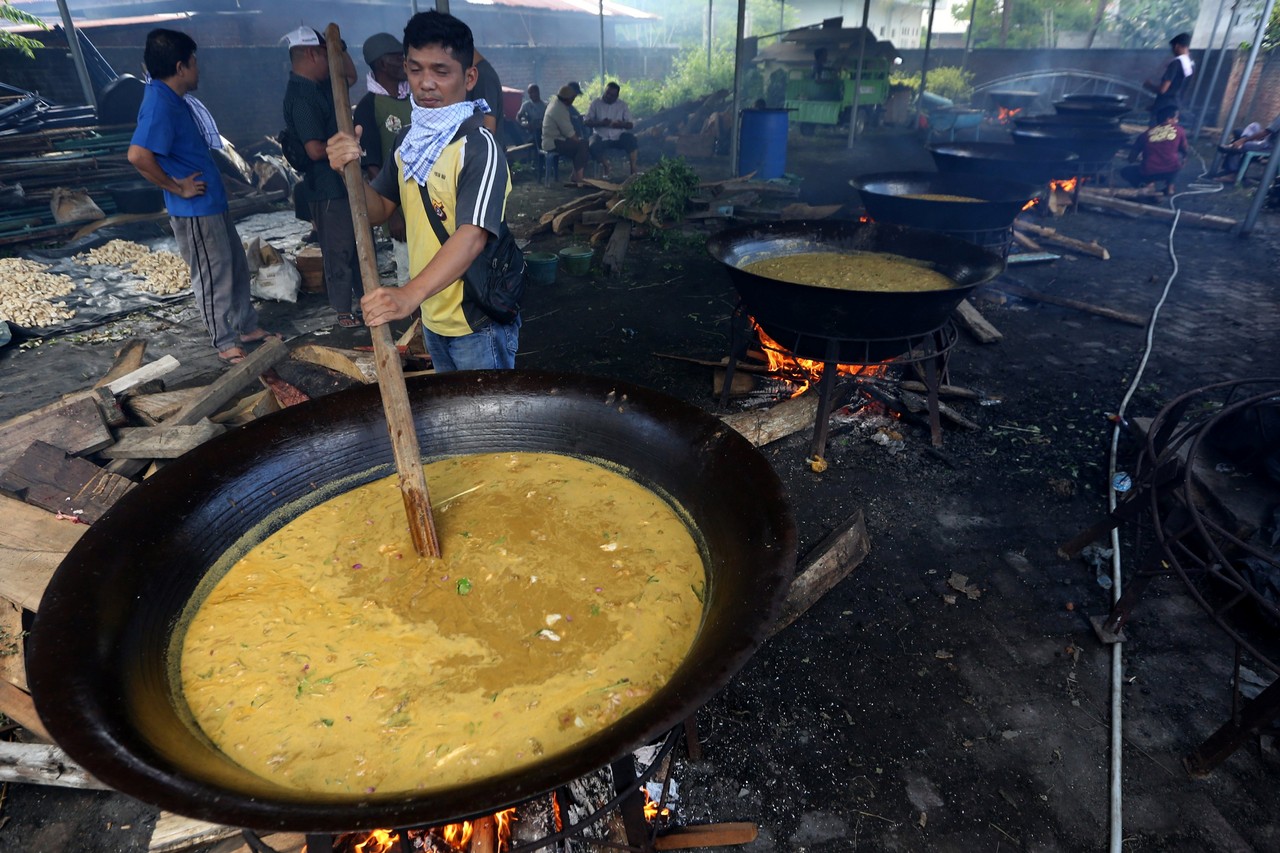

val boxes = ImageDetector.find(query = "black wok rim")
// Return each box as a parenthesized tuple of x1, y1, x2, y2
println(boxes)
(27, 371, 798, 832)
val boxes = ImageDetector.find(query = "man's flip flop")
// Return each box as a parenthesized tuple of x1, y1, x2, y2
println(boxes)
(240, 329, 283, 344)
(218, 347, 246, 365)
(336, 313, 363, 328)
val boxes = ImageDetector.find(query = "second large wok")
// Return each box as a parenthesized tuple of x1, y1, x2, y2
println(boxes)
(26, 371, 796, 832)
(707, 220, 1005, 349)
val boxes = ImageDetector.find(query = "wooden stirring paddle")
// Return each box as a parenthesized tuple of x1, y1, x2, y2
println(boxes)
(325, 23, 440, 558)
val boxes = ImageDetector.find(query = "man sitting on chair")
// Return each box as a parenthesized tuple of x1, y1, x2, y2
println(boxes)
(1216, 114, 1280, 183)
(586, 81, 638, 177)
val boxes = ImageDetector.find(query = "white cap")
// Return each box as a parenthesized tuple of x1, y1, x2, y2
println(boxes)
(280, 26, 323, 48)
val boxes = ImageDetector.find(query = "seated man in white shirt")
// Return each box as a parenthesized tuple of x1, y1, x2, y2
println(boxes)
(585, 81, 638, 177)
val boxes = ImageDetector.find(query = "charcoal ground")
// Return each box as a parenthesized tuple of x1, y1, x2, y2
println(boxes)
(0, 126, 1278, 852)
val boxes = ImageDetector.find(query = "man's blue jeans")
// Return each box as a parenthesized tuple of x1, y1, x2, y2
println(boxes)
(421, 316, 520, 372)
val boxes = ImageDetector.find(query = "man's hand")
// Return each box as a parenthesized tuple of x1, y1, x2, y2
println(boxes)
(361, 285, 420, 327)
(174, 172, 206, 198)
(327, 126, 364, 172)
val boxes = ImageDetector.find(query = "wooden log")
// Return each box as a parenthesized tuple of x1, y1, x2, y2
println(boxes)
(102, 355, 181, 396)
(0, 680, 52, 742)
(148, 813, 242, 853)
(0, 598, 26, 691)
(953, 298, 1003, 344)
(995, 279, 1147, 327)
(900, 388, 979, 430)
(0, 390, 115, 473)
(602, 220, 632, 278)
(537, 190, 610, 226)
(899, 380, 989, 402)
(290, 343, 374, 385)
(770, 510, 870, 637)
(0, 440, 134, 523)
(328, 24, 440, 560)
(580, 209, 619, 225)
(1077, 190, 1238, 230)
(101, 420, 226, 460)
(107, 339, 288, 478)
(1013, 220, 1110, 259)
(1011, 230, 1042, 252)
(260, 369, 311, 408)
(92, 338, 148, 389)
(209, 390, 270, 425)
(0, 496, 85, 612)
(778, 203, 843, 220)
(654, 823, 760, 850)
(123, 387, 206, 426)
(720, 392, 819, 447)
(0, 742, 107, 789)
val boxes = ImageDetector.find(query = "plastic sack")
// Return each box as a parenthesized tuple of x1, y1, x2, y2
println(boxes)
(252, 258, 300, 303)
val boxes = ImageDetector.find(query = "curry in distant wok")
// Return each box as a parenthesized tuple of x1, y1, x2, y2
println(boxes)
(177, 452, 706, 795)
(742, 250, 955, 292)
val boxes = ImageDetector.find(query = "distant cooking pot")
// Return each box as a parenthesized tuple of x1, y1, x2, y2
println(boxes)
(104, 181, 165, 214)
(928, 142, 1081, 184)
(27, 371, 796, 833)
(850, 171, 1043, 232)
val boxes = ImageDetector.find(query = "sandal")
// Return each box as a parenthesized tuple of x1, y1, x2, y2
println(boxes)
(218, 346, 246, 365)
(336, 313, 363, 328)
(240, 328, 283, 344)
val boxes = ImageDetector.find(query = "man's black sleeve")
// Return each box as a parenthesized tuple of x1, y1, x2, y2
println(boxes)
(353, 94, 382, 170)
(369, 129, 407, 206)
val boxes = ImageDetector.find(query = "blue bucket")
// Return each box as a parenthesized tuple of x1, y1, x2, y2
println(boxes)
(738, 108, 789, 180)
(525, 251, 558, 285)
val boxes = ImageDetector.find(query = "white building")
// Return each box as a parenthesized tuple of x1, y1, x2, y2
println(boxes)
(784, 0, 931, 47)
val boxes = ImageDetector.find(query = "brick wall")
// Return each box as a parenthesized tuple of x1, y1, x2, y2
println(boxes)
(1218, 52, 1280, 134)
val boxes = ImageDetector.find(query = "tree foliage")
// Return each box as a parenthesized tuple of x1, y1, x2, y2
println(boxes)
(1107, 0, 1200, 48)
(949, 0, 1200, 48)
(1, 2, 48, 58)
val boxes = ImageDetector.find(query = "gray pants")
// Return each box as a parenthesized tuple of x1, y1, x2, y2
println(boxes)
(171, 211, 259, 352)
(310, 196, 364, 314)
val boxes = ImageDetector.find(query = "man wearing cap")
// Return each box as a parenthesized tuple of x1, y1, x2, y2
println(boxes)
(127, 28, 277, 365)
(353, 32, 411, 285)
(1144, 33, 1194, 124)
(282, 25, 365, 328)
(326, 11, 519, 372)
(542, 84, 589, 186)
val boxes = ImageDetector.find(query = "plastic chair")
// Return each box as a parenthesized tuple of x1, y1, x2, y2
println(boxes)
(1237, 150, 1271, 185)
(542, 151, 563, 186)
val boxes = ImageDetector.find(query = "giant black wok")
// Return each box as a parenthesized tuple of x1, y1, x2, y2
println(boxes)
(706, 220, 1005, 357)
(27, 371, 797, 832)
(928, 142, 1081, 185)
(850, 171, 1042, 232)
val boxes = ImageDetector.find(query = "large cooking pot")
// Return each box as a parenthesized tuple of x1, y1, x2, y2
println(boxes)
(706, 220, 1005, 357)
(1012, 113, 1122, 131)
(27, 371, 796, 832)
(928, 142, 1081, 184)
(850, 171, 1042, 232)
(1010, 120, 1131, 172)
(1052, 99, 1131, 120)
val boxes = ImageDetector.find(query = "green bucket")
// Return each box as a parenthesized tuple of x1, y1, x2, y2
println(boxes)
(558, 245, 594, 276)
(525, 251, 558, 285)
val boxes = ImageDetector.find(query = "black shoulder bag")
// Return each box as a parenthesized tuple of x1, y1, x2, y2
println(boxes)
(419, 185, 527, 326)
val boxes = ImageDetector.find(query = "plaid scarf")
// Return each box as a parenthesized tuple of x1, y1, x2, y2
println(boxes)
(184, 95, 223, 150)
(398, 98, 490, 186)
(365, 72, 410, 100)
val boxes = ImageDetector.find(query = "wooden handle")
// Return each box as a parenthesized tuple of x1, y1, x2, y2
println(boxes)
(326, 23, 441, 559)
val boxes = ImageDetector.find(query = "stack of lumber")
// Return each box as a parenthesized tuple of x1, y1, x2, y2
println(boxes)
(634, 90, 732, 157)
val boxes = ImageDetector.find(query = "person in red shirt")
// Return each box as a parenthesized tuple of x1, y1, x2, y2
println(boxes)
(1123, 105, 1189, 195)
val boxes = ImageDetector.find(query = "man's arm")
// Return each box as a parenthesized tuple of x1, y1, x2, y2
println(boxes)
(584, 100, 605, 128)
(361, 225, 489, 325)
(326, 128, 397, 225)
(127, 145, 206, 198)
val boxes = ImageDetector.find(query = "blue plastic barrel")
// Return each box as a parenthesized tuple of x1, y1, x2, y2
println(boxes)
(738, 108, 789, 180)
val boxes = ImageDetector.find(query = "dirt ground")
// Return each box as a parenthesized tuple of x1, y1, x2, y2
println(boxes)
(1, 125, 1279, 852)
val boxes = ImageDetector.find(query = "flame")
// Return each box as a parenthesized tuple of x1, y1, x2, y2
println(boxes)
(643, 789, 671, 821)
(753, 320, 886, 397)
(1021, 197, 1040, 212)
(858, 214, 871, 224)
(996, 106, 1022, 123)
(354, 830, 398, 853)
(329, 808, 517, 853)
(1050, 177, 1079, 193)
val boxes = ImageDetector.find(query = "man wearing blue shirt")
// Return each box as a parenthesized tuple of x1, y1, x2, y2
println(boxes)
(127, 28, 275, 365)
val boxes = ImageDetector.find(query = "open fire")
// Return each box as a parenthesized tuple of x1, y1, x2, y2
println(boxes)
(996, 106, 1023, 123)
(753, 320, 887, 396)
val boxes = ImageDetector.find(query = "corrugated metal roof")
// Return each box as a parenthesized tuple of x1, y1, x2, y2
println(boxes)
(464, 0, 658, 21)
(3, 11, 193, 34)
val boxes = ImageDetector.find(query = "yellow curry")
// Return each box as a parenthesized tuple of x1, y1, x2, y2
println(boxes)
(742, 251, 954, 292)
(178, 452, 706, 795)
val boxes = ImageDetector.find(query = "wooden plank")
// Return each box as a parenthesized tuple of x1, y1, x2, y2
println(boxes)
(654, 823, 759, 850)
(0, 391, 114, 474)
(0, 441, 134, 523)
(602, 220, 632, 278)
(537, 190, 610, 226)
(102, 355, 181, 396)
(0, 598, 26, 691)
(720, 392, 819, 447)
(290, 343, 375, 385)
(172, 338, 289, 425)
(771, 510, 870, 637)
(92, 339, 148, 389)
(1077, 190, 1238, 230)
(148, 813, 242, 853)
(123, 387, 206, 426)
(101, 421, 225, 460)
(953, 298, 1003, 344)
(0, 680, 52, 742)
(995, 279, 1147, 327)
(0, 741, 106, 788)
(1013, 220, 1110, 260)
(0, 496, 85, 612)
(260, 371, 310, 408)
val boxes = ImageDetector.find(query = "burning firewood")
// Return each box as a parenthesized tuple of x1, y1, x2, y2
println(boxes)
(1014, 219, 1110, 260)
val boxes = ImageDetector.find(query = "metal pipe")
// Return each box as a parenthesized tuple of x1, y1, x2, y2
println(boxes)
(1213, 0, 1276, 166)
(1185, 0, 1228, 125)
(730, 0, 747, 176)
(1193, 0, 1240, 144)
(434, 0, 449, 13)
(54, 0, 96, 109)
(917, 0, 939, 124)
(960, 0, 978, 71)
(599, 0, 606, 84)
(1241, 135, 1280, 234)
(846, 0, 872, 148)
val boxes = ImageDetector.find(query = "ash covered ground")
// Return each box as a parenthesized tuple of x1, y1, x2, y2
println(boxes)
(1, 126, 1278, 852)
